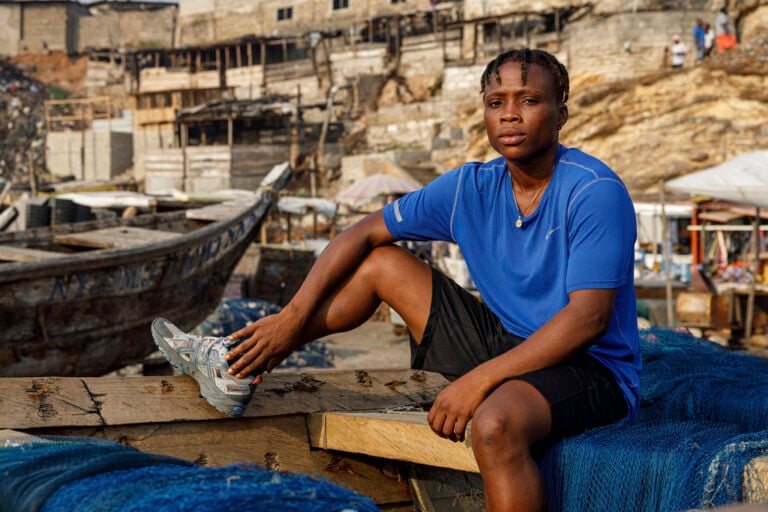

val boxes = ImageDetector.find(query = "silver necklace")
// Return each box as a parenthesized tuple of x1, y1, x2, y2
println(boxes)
(512, 177, 551, 229)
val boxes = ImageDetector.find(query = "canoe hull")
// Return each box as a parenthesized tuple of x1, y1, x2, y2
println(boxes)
(0, 194, 272, 377)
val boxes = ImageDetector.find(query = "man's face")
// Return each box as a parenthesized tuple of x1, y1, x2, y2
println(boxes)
(483, 61, 567, 165)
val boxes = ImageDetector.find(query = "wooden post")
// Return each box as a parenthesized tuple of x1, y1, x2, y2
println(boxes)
(27, 152, 36, 196)
(524, 13, 530, 47)
(181, 122, 188, 192)
(442, 18, 447, 62)
(745, 206, 760, 345)
(661, 184, 674, 327)
(260, 41, 267, 95)
(80, 103, 86, 179)
(497, 16, 503, 55)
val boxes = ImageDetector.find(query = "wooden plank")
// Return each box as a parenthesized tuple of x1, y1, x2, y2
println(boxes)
(0, 378, 103, 429)
(309, 410, 479, 473)
(27, 416, 412, 506)
(53, 226, 180, 249)
(743, 454, 768, 503)
(0, 369, 449, 429)
(0, 245, 68, 262)
(185, 198, 259, 222)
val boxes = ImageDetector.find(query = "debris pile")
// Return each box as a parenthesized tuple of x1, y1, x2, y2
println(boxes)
(0, 59, 50, 190)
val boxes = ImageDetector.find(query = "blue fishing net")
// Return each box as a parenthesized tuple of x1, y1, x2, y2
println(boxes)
(192, 298, 334, 369)
(538, 327, 768, 511)
(0, 437, 378, 512)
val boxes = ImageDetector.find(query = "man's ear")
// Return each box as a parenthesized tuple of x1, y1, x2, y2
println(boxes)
(558, 104, 569, 129)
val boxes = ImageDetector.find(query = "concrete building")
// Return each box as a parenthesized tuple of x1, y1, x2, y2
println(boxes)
(44, 97, 134, 181)
(78, 1, 177, 53)
(176, 0, 438, 47)
(0, 0, 87, 56)
(0, 0, 176, 57)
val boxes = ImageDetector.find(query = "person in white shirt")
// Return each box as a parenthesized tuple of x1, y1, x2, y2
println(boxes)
(670, 34, 688, 68)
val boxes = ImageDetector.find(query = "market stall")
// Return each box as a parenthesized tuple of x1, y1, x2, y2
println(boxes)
(666, 150, 768, 345)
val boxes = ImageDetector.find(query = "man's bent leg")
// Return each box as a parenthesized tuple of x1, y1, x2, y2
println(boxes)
(301, 244, 433, 345)
(471, 380, 552, 512)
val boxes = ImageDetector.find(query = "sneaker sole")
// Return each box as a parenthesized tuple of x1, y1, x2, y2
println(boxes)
(151, 322, 252, 418)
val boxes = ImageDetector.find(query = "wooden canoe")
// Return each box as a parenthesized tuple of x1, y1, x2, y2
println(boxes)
(0, 163, 291, 378)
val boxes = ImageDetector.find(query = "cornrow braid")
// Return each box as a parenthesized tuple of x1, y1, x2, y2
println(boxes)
(480, 48, 570, 104)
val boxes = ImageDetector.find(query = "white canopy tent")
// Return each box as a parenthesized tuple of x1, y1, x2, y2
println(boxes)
(336, 173, 421, 208)
(664, 150, 768, 340)
(665, 151, 768, 208)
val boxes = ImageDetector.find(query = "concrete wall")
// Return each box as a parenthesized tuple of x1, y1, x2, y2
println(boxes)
(179, 0, 211, 16)
(464, 0, 718, 18)
(226, 66, 265, 99)
(143, 144, 292, 193)
(330, 45, 387, 77)
(46, 128, 133, 181)
(464, 0, 571, 20)
(0, 4, 21, 58)
(565, 10, 712, 80)
(365, 99, 456, 151)
(85, 60, 127, 98)
(176, 0, 434, 46)
(19, 3, 74, 53)
(138, 68, 221, 93)
(441, 62, 486, 101)
(78, 4, 177, 52)
(133, 126, 176, 183)
(175, 12, 215, 47)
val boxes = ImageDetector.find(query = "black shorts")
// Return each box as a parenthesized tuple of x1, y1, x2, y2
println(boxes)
(410, 267, 628, 442)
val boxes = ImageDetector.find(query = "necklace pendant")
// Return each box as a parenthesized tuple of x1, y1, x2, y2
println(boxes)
(515, 217, 523, 228)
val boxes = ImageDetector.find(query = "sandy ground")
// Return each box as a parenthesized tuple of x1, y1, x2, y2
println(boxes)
(319, 320, 411, 370)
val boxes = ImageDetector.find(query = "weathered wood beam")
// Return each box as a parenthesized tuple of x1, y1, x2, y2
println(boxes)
(0, 369, 448, 430)
(0, 245, 68, 262)
(309, 410, 479, 473)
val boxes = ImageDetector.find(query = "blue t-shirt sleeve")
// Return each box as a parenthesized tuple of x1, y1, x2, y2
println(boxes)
(566, 178, 636, 293)
(383, 169, 463, 242)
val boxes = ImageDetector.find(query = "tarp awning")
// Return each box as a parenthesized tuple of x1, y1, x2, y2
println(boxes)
(665, 151, 768, 208)
(336, 173, 421, 208)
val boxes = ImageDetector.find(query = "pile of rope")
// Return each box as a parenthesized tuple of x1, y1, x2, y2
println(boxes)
(539, 328, 768, 511)
(0, 436, 378, 512)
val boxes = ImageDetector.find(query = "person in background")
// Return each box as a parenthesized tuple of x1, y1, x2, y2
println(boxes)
(715, 7, 737, 52)
(671, 34, 688, 69)
(704, 22, 715, 57)
(693, 20, 707, 61)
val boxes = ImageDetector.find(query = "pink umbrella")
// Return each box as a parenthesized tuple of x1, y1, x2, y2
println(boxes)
(336, 173, 421, 207)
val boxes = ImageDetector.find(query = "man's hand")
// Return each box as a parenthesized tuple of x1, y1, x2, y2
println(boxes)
(225, 311, 302, 384)
(427, 371, 493, 443)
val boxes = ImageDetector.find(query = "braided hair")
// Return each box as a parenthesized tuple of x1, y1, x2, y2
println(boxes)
(480, 48, 570, 104)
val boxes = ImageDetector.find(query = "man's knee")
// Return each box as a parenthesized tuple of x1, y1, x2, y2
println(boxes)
(471, 384, 551, 458)
(471, 405, 525, 455)
(358, 244, 427, 284)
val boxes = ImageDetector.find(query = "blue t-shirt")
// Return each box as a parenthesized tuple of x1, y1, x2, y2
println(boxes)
(382, 145, 641, 417)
